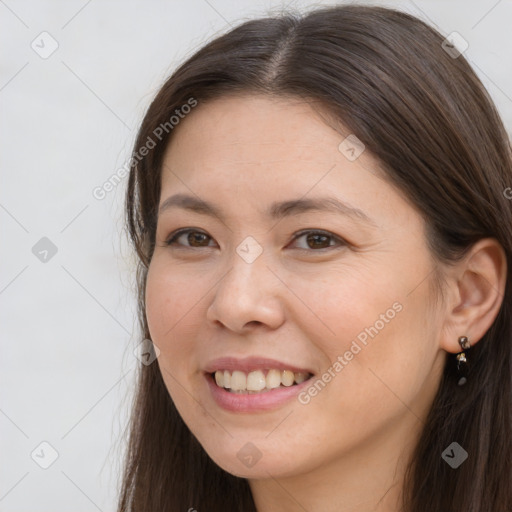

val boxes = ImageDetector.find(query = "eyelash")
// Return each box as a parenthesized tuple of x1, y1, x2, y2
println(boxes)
(163, 228, 347, 251)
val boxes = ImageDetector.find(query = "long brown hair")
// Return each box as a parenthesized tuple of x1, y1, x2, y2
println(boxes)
(118, 4, 512, 511)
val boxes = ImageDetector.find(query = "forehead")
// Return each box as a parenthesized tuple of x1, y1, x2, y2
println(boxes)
(167, 94, 338, 153)
(161, 93, 380, 184)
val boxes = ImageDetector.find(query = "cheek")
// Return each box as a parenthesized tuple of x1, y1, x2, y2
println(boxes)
(288, 262, 439, 406)
(285, 263, 404, 355)
(145, 260, 205, 364)
(145, 261, 208, 416)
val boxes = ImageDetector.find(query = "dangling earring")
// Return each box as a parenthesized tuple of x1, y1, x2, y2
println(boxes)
(455, 336, 471, 386)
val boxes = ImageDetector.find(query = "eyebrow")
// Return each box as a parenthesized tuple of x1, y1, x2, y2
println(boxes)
(158, 193, 376, 226)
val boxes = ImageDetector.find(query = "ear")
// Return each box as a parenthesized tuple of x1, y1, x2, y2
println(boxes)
(439, 238, 507, 353)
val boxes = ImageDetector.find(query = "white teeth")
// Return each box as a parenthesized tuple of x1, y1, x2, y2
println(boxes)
(266, 369, 281, 389)
(213, 368, 311, 392)
(294, 372, 308, 384)
(215, 371, 224, 387)
(281, 370, 295, 387)
(230, 370, 246, 391)
(223, 370, 231, 389)
(247, 370, 266, 391)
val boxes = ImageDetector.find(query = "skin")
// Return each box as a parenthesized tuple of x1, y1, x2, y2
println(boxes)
(145, 94, 506, 512)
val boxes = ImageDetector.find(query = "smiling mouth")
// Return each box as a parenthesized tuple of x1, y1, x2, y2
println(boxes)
(211, 369, 313, 394)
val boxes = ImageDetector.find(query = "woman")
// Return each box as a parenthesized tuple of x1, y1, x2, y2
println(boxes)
(118, 4, 512, 511)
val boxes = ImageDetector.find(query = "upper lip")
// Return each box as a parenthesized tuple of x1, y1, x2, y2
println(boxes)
(204, 356, 314, 375)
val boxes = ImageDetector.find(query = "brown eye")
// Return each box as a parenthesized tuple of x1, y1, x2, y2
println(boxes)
(165, 229, 214, 248)
(291, 230, 346, 251)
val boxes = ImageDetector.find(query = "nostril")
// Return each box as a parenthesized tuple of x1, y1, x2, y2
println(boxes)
(245, 321, 263, 328)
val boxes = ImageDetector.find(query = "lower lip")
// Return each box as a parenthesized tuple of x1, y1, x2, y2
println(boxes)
(205, 373, 313, 413)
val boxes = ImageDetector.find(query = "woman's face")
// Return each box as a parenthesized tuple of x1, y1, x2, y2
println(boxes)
(145, 94, 448, 479)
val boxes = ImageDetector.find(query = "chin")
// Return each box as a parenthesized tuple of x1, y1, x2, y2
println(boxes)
(198, 439, 304, 479)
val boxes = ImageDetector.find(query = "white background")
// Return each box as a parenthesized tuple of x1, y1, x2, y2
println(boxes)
(1, 0, 511, 510)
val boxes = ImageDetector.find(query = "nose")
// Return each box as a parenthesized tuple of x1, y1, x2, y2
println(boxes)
(206, 247, 286, 334)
